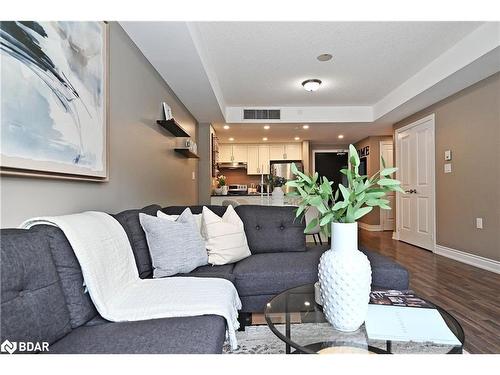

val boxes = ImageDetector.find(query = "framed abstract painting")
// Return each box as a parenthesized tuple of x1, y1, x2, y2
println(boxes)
(0, 21, 108, 180)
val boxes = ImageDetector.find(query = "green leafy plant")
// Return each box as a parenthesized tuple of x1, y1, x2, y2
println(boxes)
(286, 144, 404, 236)
(216, 174, 227, 187)
(266, 167, 287, 188)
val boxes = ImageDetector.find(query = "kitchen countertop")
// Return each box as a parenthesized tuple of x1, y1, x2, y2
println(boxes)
(210, 193, 270, 197)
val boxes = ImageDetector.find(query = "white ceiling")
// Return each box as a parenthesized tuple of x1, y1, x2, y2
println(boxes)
(121, 21, 500, 143)
(192, 22, 482, 106)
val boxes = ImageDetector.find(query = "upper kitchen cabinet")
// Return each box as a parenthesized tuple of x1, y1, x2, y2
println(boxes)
(269, 143, 302, 160)
(218, 144, 248, 163)
(247, 145, 270, 174)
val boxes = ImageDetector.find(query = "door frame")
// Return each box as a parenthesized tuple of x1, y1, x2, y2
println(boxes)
(394, 113, 436, 252)
(312, 149, 349, 175)
(379, 140, 395, 231)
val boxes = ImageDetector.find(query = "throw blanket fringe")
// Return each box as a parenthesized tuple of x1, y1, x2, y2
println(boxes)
(21, 211, 241, 350)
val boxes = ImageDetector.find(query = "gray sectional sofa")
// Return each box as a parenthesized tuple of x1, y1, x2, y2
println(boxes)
(0, 204, 409, 354)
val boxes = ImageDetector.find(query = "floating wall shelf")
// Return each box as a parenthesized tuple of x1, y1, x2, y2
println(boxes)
(157, 119, 190, 137)
(174, 148, 199, 159)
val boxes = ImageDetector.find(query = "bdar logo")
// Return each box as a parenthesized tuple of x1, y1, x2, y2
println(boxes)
(1, 340, 17, 354)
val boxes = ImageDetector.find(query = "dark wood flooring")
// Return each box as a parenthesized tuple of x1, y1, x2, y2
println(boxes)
(359, 230, 500, 354)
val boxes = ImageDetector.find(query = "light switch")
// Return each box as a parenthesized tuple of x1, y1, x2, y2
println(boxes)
(444, 150, 452, 161)
(444, 163, 452, 173)
(476, 218, 483, 229)
(192, 171, 196, 180)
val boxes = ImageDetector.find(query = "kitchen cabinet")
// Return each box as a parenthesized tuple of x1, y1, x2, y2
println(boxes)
(218, 144, 248, 162)
(259, 145, 270, 174)
(247, 145, 260, 174)
(285, 143, 302, 160)
(269, 143, 302, 160)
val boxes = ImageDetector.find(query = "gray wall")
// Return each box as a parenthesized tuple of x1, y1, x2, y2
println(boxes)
(394, 72, 500, 261)
(1, 22, 199, 228)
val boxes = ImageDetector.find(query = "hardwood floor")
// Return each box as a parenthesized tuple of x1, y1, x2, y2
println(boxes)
(359, 229, 500, 354)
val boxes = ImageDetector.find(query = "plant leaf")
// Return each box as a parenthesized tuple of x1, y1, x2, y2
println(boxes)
(354, 206, 373, 220)
(378, 178, 401, 186)
(380, 167, 398, 176)
(339, 184, 350, 201)
(304, 218, 319, 234)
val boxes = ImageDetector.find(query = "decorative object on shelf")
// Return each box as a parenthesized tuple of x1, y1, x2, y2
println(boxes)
(287, 144, 403, 332)
(0, 21, 108, 180)
(162, 102, 172, 120)
(267, 166, 287, 206)
(216, 175, 228, 195)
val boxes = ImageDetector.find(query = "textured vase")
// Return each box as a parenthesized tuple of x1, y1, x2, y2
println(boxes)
(221, 186, 229, 195)
(271, 186, 284, 206)
(318, 222, 372, 332)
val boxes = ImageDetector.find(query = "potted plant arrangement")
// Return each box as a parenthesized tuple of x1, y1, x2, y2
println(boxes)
(286, 144, 403, 331)
(215, 174, 228, 195)
(267, 168, 287, 206)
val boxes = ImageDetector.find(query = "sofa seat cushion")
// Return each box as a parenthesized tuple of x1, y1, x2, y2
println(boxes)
(233, 245, 327, 297)
(1, 228, 72, 347)
(360, 246, 409, 290)
(48, 315, 226, 354)
(178, 264, 235, 283)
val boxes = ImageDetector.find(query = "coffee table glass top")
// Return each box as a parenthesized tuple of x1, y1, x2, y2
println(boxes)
(264, 284, 464, 354)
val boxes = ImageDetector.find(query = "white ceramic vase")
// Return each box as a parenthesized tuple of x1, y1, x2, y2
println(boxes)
(271, 186, 284, 206)
(318, 222, 372, 332)
(221, 186, 229, 195)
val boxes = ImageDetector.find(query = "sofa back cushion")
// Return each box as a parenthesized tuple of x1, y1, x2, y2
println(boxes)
(34, 225, 98, 328)
(235, 205, 306, 253)
(113, 204, 162, 279)
(1, 228, 72, 348)
(162, 205, 227, 217)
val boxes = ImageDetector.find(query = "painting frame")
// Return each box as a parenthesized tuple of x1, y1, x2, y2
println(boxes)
(0, 21, 109, 182)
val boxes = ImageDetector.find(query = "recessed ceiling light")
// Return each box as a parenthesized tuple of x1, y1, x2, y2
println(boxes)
(262, 137, 268, 141)
(263, 125, 270, 130)
(338, 134, 344, 139)
(317, 53, 333, 62)
(228, 137, 234, 141)
(294, 137, 300, 141)
(302, 125, 309, 129)
(223, 125, 230, 130)
(302, 79, 322, 92)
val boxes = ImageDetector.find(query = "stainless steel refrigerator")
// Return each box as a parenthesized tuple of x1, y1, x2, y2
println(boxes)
(270, 161, 304, 194)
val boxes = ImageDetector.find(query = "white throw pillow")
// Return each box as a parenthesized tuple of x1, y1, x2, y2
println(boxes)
(157, 210, 202, 232)
(201, 205, 251, 265)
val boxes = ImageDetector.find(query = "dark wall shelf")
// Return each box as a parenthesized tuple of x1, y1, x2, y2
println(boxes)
(157, 119, 190, 137)
(174, 148, 199, 159)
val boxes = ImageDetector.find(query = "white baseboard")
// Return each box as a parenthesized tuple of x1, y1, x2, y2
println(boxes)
(392, 231, 400, 240)
(434, 244, 500, 274)
(358, 222, 383, 232)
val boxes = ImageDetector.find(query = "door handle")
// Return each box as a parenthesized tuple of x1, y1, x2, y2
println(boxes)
(404, 189, 417, 194)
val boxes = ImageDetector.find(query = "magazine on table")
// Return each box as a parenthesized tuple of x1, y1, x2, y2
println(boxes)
(370, 290, 434, 308)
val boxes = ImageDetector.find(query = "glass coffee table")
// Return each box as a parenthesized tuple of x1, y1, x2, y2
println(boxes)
(264, 284, 464, 354)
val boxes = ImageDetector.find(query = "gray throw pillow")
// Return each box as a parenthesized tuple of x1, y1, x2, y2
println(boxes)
(139, 208, 208, 278)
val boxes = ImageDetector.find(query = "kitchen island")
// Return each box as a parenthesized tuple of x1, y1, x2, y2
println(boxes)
(210, 194, 299, 206)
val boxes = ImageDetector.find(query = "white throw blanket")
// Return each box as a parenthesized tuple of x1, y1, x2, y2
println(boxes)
(21, 211, 241, 349)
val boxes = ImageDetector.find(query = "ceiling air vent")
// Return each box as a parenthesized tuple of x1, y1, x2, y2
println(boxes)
(243, 109, 281, 120)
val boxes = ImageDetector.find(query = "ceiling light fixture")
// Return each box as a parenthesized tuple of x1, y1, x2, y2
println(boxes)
(338, 134, 344, 139)
(317, 53, 333, 62)
(229, 137, 234, 141)
(262, 137, 268, 141)
(294, 137, 300, 141)
(223, 125, 230, 130)
(263, 125, 270, 130)
(302, 79, 322, 92)
(302, 125, 310, 129)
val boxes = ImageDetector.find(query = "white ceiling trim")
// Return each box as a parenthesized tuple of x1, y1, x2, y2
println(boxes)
(225, 106, 373, 123)
(373, 22, 500, 120)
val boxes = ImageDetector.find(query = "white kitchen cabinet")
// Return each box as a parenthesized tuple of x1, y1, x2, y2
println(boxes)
(232, 144, 248, 162)
(285, 143, 302, 160)
(218, 144, 248, 162)
(218, 144, 233, 162)
(269, 144, 285, 160)
(247, 145, 260, 174)
(259, 145, 270, 174)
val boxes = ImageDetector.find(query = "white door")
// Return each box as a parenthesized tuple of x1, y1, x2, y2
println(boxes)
(285, 143, 302, 160)
(396, 114, 435, 251)
(380, 140, 395, 231)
